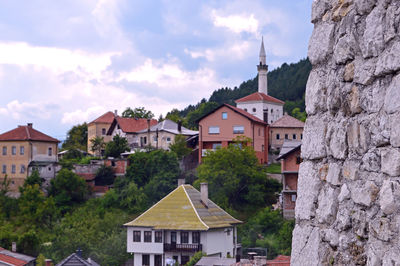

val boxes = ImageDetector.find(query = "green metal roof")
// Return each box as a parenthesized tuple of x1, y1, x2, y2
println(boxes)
(124, 185, 242, 230)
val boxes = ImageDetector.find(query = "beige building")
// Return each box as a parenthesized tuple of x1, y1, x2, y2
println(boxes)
(0, 123, 59, 193)
(269, 115, 304, 150)
(136, 119, 198, 150)
(87, 111, 116, 156)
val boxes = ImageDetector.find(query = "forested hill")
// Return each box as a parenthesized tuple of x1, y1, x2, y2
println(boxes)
(166, 58, 311, 129)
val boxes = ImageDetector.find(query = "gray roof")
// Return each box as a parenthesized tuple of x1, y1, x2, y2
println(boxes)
(277, 140, 302, 160)
(195, 257, 235, 266)
(56, 253, 100, 266)
(0, 248, 35, 263)
(137, 119, 198, 135)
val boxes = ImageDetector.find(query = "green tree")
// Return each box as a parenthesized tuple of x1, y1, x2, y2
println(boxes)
(186, 251, 205, 266)
(90, 136, 106, 156)
(104, 135, 130, 158)
(122, 107, 154, 119)
(47, 169, 89, 213)
(126, 150, 180, 205)
(19, 169, 42, 193)
(62, 123, 88, 151)
(291, 107, 307, 122)
(197, 139, 278, 212)
(94, 165, 114, 186)
(169, 135, 192, 160)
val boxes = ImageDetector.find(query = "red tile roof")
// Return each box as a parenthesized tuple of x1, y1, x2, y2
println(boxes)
(226, 104, 267, 124)
(235, 92, 285, 105)
(266, 255, 291, 266)
(89, 111, 116, 125)
(270, 115, 305, 128)
(0, 125, 59, 142)
(0, 254, 28, 266)
(109, 117, 158, 134)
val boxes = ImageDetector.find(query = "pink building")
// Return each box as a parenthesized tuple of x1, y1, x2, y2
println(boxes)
(198, 104, 268, 164)
(277, 140, 301, 219)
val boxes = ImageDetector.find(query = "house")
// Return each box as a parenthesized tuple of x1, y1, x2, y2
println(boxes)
(235, 38, 284, 125)
(136, 119, 198, 150)
(87, 111, 117, 156)
(107, 117, 158, 150)
(124, 183, 242, 266)
(197, 103, 268, 164)
(277, 140, 301, 219)
(269, 115, 304, 150)
(56, 252, 99, 266)
(0, 246, 36, 266)
(0, 123, 59, 194)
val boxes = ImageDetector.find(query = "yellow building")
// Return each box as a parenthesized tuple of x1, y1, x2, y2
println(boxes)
(269, 115, 304, 150)
(0, 123, 59, 193)
(87, 111, 116, 156)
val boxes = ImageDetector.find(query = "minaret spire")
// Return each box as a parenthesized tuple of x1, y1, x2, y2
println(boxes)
(257, 36, 268, 94)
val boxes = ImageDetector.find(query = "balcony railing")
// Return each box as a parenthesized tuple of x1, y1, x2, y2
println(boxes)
(164, 243, 202, 252)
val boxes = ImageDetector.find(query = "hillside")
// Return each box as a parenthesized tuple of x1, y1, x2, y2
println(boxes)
(167, 58, 311, 129)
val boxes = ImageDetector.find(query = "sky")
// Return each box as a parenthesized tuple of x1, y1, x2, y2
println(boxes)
(0, 0, 313, 140)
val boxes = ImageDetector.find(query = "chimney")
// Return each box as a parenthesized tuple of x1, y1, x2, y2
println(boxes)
(177, 120, 182, 133)
(284, 111, 288, 115)
(88, 258, 92, 264)
(114, 110, 118, 116)
(11, 242, 16, 252)
(147, 118, 151, 132)
(27, 123, 33, 128)
(45, 259, 53, 266)
(76, 248, 82, 257)
(178, 178, 185, 186)
(200, 183, 208, 208)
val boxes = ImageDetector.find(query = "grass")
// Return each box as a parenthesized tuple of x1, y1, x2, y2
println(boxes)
(266, 163, 281, 174)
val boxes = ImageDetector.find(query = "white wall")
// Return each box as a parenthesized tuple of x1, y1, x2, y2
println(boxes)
(236, 101, 283, 124)
(202, 228, 234, 257)
(127, 227, 163, 254)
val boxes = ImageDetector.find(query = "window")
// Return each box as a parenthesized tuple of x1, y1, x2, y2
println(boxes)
(102, 128, 106, 135)
(20, 165, 25, 174)
(181, 232, 189, 244)
(301, 134, 303, 139)
(212, 143, 222, 149)
(2, 146, 6, 155)
(291, 195, 297, 202)
(208, 126, 220, 134)
(48, 147, 52, 156)
(166, 137, 171, 142)
(144, 231, 152, 242)
(153, 136, 157, 142)
(285, 134, 289, 139)
(192, 232, 200, 244)
(276, 134, 280, 140)
(293, 134, 297, 140)
(233, 126, 244, 134)
(154, 255, 162, 266)
(171, 232, 177, 244)
(133, 231, 141, 242)
(271, 109, 274, 113)
(222, 112, 228, 120)
(262, 145, 264, 151)
(296, 157, 302, 164)
(2, 165, 6, 174)
(155, 231, 162, 243)
(11, 146, 16, 155)
(244, 108, 248, 112)
(20, 146, 24, 155)
(142, 254, 150, 266)
(181, 256, 190, 265)
(252, 108, 256, 112)
(11, 165, 16, 174)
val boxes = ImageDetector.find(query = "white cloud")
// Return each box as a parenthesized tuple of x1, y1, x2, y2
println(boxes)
(185, 41, 253, 62)
(0, 100, 54, 120)
(212, 11, 259, 35)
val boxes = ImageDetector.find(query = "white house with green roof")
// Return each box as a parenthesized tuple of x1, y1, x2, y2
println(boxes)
(124, 183, 242, 266)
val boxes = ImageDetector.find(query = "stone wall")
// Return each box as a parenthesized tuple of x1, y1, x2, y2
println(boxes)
(291, 0, 400, 265)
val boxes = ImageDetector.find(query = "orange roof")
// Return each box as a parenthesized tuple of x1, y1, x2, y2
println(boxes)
(89, 111, 116, 125)
(235, 92, 285, 105)
(108, 117, 158, 134)
(0, 125, 59, 143)
(270, 115, 305, 128)
(266, 255, 291, 266)
(0, 254, 28, 266)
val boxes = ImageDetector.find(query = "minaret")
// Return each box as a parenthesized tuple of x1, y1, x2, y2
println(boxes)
(257, 37, 268, 94)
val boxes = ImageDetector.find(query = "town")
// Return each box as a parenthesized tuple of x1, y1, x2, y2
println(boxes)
(0, 40, 305, 266)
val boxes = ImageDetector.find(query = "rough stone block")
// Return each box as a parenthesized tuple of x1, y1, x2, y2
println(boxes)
(343, 159, 360, 180)
(390, 112, 400, 147)
(361, 150, 381, 172)
(348, 85, 363, 114)
(381, 148, 400, 176)
(327, 121, 348, 160)
(322, 228, 339, 247)
(347, 121, 370, 156)
(311, 0, 330, 23)
(344, 62, 355, 81)
(350, 180, 379, 207)
(334, 36, 355, 65)
(370, 217, 392, 241)
(384, 72, 400, 114)
(354, 57, 376, 85)
(379, 179, 400, 215)
(338, 183, 350, 202)
(360, 6, 385, 58)
(354, 0, 375, 15)
(326, 162, 342, 186)
(316, 186, 339, 224)
(301, 116, 327, 160)
(291, 225, 321, 266)
(375, 42, 400, 76)
(295, 162, 322, 220)
(308, 22, 335, 65)
(305, 68, 327, 115)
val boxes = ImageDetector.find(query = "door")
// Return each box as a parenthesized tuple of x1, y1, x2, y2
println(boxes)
(171, 231, 177, 250)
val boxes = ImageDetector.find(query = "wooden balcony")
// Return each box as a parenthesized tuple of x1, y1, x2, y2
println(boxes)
(163, 243, 202, 252)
